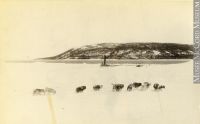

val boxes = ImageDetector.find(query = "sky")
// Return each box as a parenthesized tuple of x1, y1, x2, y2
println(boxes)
(0, 0, 193, 60)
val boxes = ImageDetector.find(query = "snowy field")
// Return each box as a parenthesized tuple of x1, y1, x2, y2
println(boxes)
(1, 60, 200, 124)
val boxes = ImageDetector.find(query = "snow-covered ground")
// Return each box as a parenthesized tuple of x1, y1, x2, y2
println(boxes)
(1, 60, 200, 124)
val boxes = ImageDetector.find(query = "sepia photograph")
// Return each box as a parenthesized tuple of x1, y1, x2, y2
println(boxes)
(0, 0, 199, 124)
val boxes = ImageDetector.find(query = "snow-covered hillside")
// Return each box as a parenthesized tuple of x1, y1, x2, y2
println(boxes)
(42, 43, 193, 60)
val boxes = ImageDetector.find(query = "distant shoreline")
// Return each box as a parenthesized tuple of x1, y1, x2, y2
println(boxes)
(6, 59, 192, 64)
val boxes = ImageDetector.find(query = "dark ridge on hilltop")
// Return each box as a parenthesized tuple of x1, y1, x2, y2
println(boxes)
(41, 43, 193, 60)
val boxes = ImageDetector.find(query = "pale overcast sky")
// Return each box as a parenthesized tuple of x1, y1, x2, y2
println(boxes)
(0, 0, 193, 60)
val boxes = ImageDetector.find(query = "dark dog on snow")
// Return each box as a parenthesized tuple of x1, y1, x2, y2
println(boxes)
(127, 84, 133, 91)
(132, 82, 142, 88)
(112, 84, 124, 92)
(153, 83, 165, 90)
(93, 85, 103, 91)
(33, 89, 45, 95)
(76, 86, 86, 93)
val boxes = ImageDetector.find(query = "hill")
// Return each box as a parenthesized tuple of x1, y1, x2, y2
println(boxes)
(41, 43, 193, 60)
